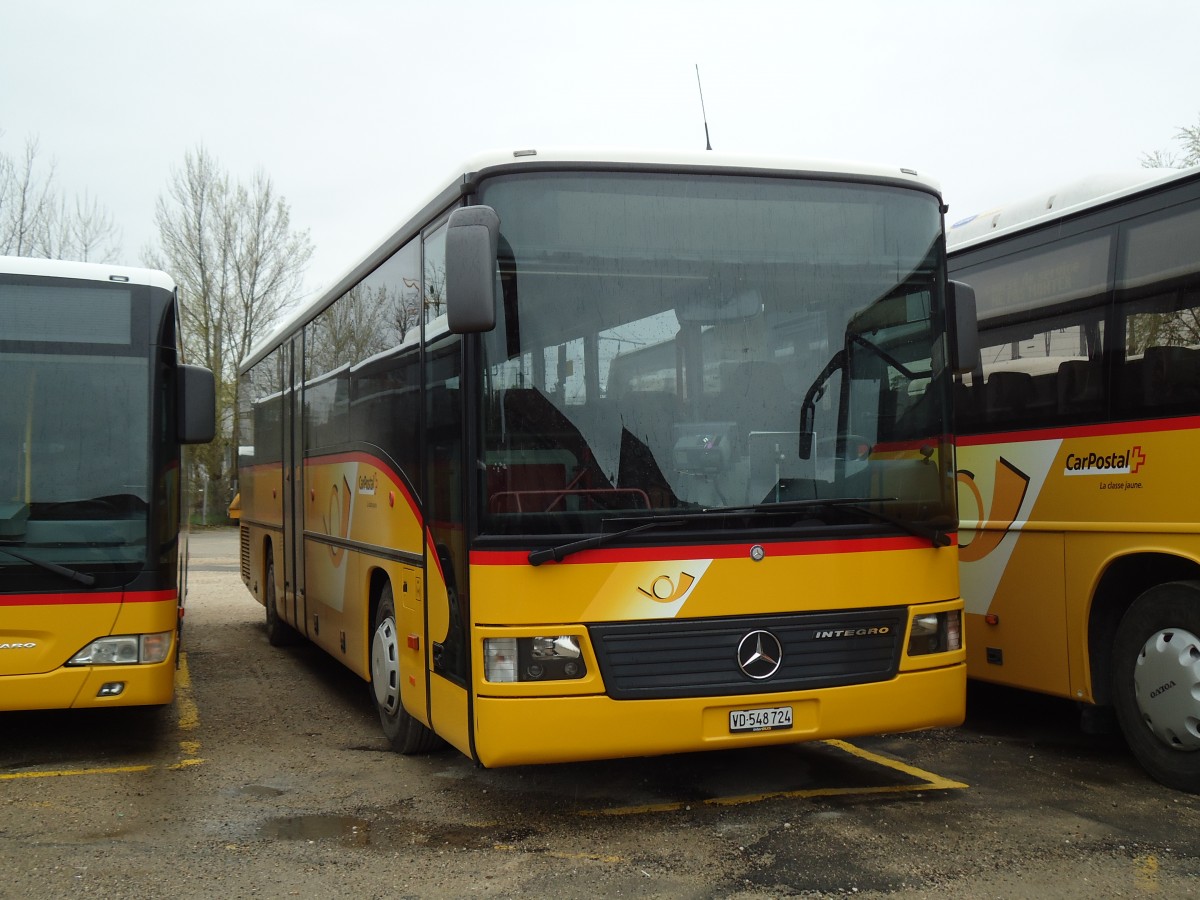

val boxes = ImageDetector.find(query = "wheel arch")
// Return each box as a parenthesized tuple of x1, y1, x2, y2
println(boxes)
(366, 565, 391, 642)
(1088, 551, 1200, 707)
(260, 535, 275, 605)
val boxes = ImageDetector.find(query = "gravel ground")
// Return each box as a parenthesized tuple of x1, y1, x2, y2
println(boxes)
(1, 527, 1197, 898)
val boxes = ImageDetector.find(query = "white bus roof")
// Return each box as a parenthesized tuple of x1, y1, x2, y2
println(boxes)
(244, 147, 942, 371)
(946, 165, 1200, 252)
(453, 146, 941, 188)
(0, 255, 176, 292)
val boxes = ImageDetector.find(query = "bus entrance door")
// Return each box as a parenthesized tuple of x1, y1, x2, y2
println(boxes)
(282, 334, 307, 636)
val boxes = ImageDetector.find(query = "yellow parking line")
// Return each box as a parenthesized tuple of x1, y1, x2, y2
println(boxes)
(1, 764, 153, 781)
(174, 652, 205, 768)
(1, 651, 205, 781)
(586, 739, 967, 816)
(825, 738, 968, 790)
(176, 651, 201, 733)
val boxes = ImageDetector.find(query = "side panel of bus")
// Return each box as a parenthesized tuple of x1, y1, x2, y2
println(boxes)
(958, 420, 1200, 702)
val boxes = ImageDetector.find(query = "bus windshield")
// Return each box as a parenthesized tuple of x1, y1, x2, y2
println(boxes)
(0, 288, 151, 581)
(476, 172, 950, 537)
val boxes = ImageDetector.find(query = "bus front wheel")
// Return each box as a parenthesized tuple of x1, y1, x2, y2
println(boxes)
(1112, 581, 1200, 793)
(370, 583, 442, 755)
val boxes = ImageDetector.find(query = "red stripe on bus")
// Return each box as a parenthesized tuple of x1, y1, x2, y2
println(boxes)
(872, 433, 954, 453)
(303, 450, 420, 512)
(957, 415, 1200, 447)
(0, 589, 177, 608)
(470, 534, 952, 566)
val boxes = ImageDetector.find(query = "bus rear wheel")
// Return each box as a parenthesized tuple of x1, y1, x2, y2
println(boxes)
(1112, 581, 1200, 793)
(370, 583, 442, 755)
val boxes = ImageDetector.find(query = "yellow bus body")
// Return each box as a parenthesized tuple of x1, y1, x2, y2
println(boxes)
(237, 150, 971, 766)
(957, 419, 1200, 702)
(242, 455, 965, 766)
(948, 165, 1200, 791)
(0, 591, 178, 710)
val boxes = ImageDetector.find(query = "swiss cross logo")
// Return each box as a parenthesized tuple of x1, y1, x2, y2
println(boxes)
(1131, 446, 1147, 474)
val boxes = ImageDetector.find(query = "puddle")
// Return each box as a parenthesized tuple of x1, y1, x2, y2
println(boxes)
(260, 814, 371, 846)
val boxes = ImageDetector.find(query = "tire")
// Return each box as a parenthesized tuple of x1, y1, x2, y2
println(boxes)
(264, 557, 295, 647)
(370, 583, 443, 754)
(1111, 581, 1200, 793)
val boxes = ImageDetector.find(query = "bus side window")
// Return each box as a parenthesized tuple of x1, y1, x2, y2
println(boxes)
(985, 371, 1032, 429)
(1115, 199, 1200, 419)
(1118, 292, 1200, 418)
(1056, 359, 1102, 418)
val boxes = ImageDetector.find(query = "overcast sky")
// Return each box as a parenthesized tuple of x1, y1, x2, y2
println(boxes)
(3, 0, 1197, 303)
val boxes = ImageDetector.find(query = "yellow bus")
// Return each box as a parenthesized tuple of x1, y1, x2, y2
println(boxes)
(948, 165, 1200, 792)
(237, 148, 978, 766)
(0, 256, 214, 710)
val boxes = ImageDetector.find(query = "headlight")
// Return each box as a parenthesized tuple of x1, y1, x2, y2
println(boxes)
(907, 611, 962, 656)
(484, 635, 586, 682)
(68, 632, 174, 666)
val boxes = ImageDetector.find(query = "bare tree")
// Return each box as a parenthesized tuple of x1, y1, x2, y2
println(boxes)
(63, 191, 120, 262)
(0, 132, 122, 261)
(308, 282, 396, 376)
(0, 136, 56, 256)
(148, 146, 313, 521)
(393, 276, 423, 343)
(1141, 114, 1200, 169)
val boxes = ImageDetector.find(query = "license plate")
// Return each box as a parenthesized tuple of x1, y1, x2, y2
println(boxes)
(729, 705, 793, 733)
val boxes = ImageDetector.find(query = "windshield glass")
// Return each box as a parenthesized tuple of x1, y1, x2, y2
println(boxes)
(0, 280, 151, 582)
(476, 172, 952, 537)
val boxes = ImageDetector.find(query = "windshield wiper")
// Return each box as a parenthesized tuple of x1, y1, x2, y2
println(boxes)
(528, 518, 686, 567)
(0, 544, 96, 586)
(719, 497, 875, 515)
(527, 496, 952, 567)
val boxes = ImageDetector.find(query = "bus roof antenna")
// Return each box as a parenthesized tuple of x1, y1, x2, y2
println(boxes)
(695, 64, 713, 151)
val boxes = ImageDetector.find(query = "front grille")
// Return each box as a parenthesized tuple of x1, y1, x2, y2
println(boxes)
(589, 608, 905, 700)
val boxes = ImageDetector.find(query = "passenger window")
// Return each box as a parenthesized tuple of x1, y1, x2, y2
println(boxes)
(963, 309, 1104, 433)
(1115, 200, 1200, 419)
(1118, 291, 1200, 418)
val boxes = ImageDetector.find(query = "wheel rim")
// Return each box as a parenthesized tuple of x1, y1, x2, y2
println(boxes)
(371, 615, 401, 714)
(1133, 626, 1200, 752)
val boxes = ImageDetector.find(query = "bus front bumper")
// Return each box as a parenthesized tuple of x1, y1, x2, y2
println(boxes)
(472, 663, 965, 767)
(1, 659, 176, 711)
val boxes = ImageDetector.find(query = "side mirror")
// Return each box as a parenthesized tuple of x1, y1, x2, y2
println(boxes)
(178, 364, 216, 444)
(445, 205, 500, 333)
(946, 280, 979, 375)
